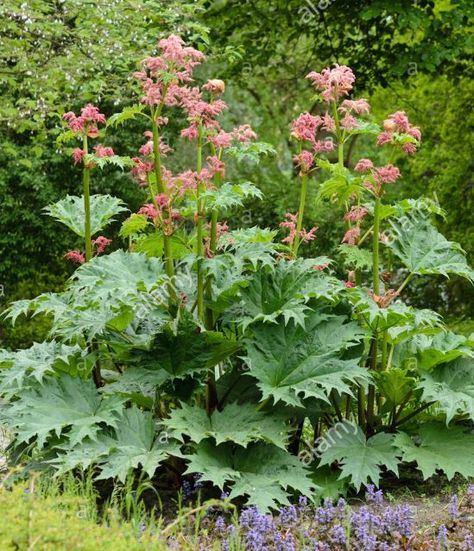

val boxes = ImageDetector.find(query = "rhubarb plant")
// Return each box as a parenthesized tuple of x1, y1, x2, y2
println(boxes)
(1, 37, 474, 511)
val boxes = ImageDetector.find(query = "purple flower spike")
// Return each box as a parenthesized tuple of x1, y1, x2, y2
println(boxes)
(449, 494, 459, 520)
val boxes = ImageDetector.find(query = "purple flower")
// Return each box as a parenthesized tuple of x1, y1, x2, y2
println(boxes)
(279, 505, 298, 527)
(391, 504, 414, 537)
(298, 495, 308, 508)
(438, 524, 448, 549)
(448, 494, 459, 520)
(336, 497, 347, 521)
(462, 534, 474, 551)
(315, 499, 335, 524)
(245, 528, 266, 550)
(366, 484, 384, 507)
(331, 524, 346, 545)
(193, 473, 203, 491)
(215, 515, 226, 533)
(182, 480, 192, 500)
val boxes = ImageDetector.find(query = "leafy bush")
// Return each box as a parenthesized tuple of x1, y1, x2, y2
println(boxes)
(1, 36, 474, 512)
(0, 481, 165, 550)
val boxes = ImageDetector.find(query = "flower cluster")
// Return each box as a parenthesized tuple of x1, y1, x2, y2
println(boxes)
(63, 104, 106, 138)
(167, 486, 474, 550)
(290, 112, 335, 153)
(377, 110, 422, 154)
(354, 158, 401, 196)
(293, 150, 314, 174)
(280, 213, 317, 246)
(64, 235, 112, 264)
(63, 105, 114, 165)
(344, 206, 369, 223)
(134, 35, 205, 107)
(137, 193, 182, 234)
(306, 64, 356, 102)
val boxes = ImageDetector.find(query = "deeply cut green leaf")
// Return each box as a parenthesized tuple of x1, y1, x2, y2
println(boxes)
(0, 341, 83, 396)
(44, 194, 127, 237)
(163, 402, 289, 449)
(394, 423, 474, 480)
(184, 440, 315, 511)
(318, 423, 400, 491)
(246, 310, 368, 407)
(52, 406, 175, 482)
(388, 213, 474, 280)
(6, 374, 124, 447)
(418, 357, 474, 423)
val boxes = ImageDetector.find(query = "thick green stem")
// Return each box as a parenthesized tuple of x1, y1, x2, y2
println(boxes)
(372, 197, 381, 295)
(391, 390, 413, 429)
(395, 401, 435, 428)
(366, 198, 382, 430)
(330, 392, 343, 423)
(192, 124, 216, 414)
(195, 123, 205, 321)
(82, 135, 102, 386)
(82, 136, 92, 262)
(204, 147, 223, 329)
(381, 331, 388, 371)
(366, 337, 378, 428)
(292, 172, 308, 257)
(256, 396, 270, 412)
(208, 146, 222, 255)
(338, 143, 344, 166)
(209, 209, 218, 252)
(358, 386, 366, 428)
(331, 100, 344, 168)
(396, 272, 414, 295)
(377, 330, 389, 412)
(345, 395, 352, 419)
(151, 112, 175, 290)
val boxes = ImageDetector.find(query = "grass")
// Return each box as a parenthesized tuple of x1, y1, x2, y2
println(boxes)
(0, 469, 473, 550)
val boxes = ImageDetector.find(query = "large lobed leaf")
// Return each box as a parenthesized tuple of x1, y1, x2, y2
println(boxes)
(184, 440, 316, 512)
(70, 250, 166, 295)
(44, 194, 127, 237)
(316, 159, 366, 204)
(137, 317, 241, 379)
(394, 423, 474, 480)
(394, 331, 474, 371)
(417, 357, 474, 423)
(236, 259, 341, 330)
(348, 288, 442, 340)
(387, 213, 474, 280)
(202, 181, 263, 212)
(163, 402, 289, 449)
(101, 366, 170, 409)
(318, 423, 400, 491)
(51, 406, 176, 482)
(246, 310, 368, 407)
(6, 374, 124, 447)
(0, 341, 83, 396)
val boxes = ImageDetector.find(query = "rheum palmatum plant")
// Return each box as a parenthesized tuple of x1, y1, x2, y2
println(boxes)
(1, 37, 474, 512)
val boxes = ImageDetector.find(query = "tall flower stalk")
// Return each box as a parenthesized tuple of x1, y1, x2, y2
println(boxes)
(82, 135, 92, 262)
(63, 104, 114, 388)
(150, 108, 175, 289)
(195, 122, 205, 320)
(292, 154, 309, 257)
(296, 65, 420, 432)
(63, 104, 109, 263)
(208, 145, 223, 256)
